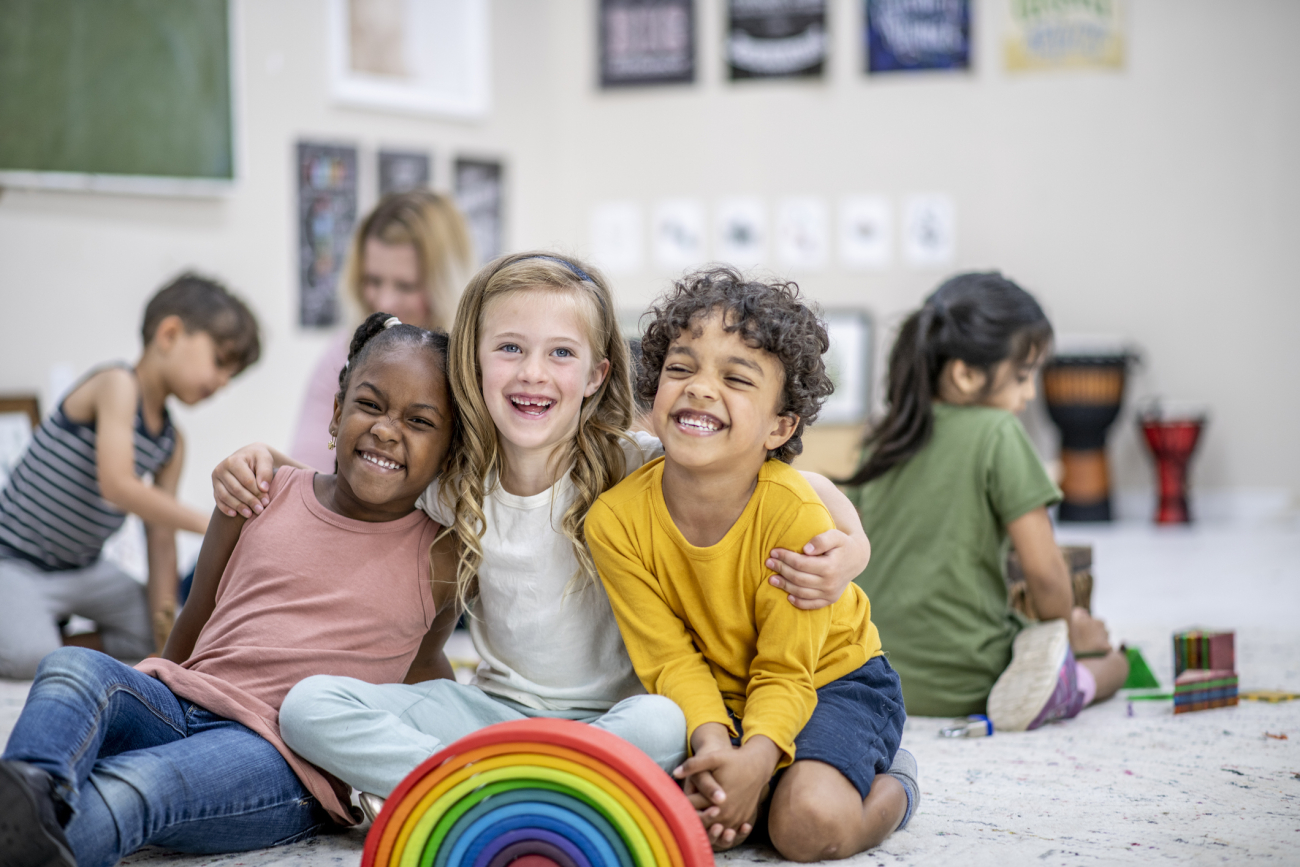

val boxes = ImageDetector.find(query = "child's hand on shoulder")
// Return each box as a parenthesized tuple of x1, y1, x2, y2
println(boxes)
(767, 526, 869, 610)
(212, 443, 276, 518)
(674, 724, 780, 850)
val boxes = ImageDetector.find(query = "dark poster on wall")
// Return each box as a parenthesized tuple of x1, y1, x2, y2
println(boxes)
(600, 0, 695, 87)
(378, 149, 432, 196)
(297, 142, 357, 327)
(728, 0, 827, 80)
(455, 158, 504, 265)
(865, 0, 969, 73)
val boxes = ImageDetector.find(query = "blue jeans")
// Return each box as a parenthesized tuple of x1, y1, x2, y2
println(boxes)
(2, 648, 331, 867)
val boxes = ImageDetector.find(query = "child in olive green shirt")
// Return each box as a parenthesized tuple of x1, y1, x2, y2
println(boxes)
(844, 272, 1129, 729)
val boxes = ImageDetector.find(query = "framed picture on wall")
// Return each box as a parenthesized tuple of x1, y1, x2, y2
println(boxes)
(818, 310, 873, 425)
(297, 142, 358, 328)
(865, 0, 970, 74)
(728, 0, 827, 80)
(328, 0, 490, 117)
(378, 149, 431, 196)
(600, 0, 695, 87)
(455, 158, 504, 265)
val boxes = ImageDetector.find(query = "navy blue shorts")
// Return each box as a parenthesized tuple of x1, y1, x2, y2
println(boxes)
(731, 655, 906, 799)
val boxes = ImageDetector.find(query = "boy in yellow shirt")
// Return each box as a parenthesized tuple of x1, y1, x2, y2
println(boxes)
(586, 268, 917, 861)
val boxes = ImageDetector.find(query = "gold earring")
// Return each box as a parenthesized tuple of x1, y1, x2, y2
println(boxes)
(327, 437, 336, 450)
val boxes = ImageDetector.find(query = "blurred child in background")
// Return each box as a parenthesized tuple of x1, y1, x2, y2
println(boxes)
(842, 272, 1128, 731)
(290, 190, 473, 472)
(0, 273, 260, 679)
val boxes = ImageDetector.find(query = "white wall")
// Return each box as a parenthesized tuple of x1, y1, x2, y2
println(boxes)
(1, 0, 1297, 528)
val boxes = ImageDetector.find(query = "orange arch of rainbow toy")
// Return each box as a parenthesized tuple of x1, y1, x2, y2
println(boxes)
(362, 718, 714, 867)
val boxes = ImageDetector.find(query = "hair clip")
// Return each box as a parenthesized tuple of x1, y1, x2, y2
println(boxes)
(384, 316, 402, 329)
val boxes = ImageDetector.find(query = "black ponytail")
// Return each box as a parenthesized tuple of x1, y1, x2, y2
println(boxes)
(337, 311, 452, 400)
(839, 272, 1053, 487)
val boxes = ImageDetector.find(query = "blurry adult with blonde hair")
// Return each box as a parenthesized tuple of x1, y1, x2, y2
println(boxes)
(290, 190, 473, 470)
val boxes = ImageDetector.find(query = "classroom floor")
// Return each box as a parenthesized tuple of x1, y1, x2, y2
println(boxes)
(2, 518, 1297, 867)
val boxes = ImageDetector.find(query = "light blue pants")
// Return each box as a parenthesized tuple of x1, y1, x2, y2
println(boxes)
(280, 676, 687, 797)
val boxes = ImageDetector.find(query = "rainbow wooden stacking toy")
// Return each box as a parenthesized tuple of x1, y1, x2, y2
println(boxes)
(362, 718, 714, 867)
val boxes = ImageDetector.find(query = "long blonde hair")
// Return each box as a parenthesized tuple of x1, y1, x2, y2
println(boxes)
(343, 190, 474, 330)
(441, 252, 634, 607)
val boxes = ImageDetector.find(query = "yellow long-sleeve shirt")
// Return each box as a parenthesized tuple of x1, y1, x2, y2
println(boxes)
(586, 457, 882, 766)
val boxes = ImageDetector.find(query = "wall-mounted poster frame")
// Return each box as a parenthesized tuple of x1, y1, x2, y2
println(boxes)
(378, 149, 432, 196)
(728, 0, 827, 80)
(328, 0, 490, 118)
(866, 0, 970, 74)
(455, 158, 505, 265)
(298, 142, 358, 328)
(600, 0, 695, 87)
(818, 309, 873, 425)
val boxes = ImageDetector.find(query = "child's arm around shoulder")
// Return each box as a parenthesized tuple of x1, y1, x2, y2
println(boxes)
(403, 530, 461, 684)
(764, 471, 870, 610)
(72, 368, 209, 534)
(162, 507, 246, 663)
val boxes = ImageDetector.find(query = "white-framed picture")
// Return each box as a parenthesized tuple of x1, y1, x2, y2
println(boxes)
(839, 195, 892, 269)
(818, 310, 873, 425)
(590, 201, 645, 275)
(776, 197, 830, 271)
(715, 197, 767, 268)
(902, 194, 956, 266)
(328, 0, 490, 118)
(653, 199, 707, 270)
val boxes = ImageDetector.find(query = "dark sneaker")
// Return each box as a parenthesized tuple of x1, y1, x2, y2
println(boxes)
(988, 620, 1084, 732)
(0, 760, 75, 867)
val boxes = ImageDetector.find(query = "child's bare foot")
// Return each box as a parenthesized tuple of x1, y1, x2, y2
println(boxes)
(1069, 607, 1114, 656)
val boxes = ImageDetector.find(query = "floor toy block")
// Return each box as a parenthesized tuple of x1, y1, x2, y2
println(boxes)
(1173, 668, 1239, 714)
(1122, 646, 1161, 690)
(362, 717, 714, 867)
(1173, 629, 1234, 678)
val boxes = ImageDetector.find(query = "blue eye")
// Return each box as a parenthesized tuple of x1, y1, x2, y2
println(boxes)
(500, 344, 520, 353)
(553, 347, 573, 358)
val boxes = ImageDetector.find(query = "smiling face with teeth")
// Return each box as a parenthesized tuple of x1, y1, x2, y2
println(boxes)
(652, 309, 798, 477)
(477, 288, 610, 493)
(323, 346, 455, 522)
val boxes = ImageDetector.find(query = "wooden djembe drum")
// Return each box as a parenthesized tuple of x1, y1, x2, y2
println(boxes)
(1138, 405, 1206, 524)
(1042, 354, 1130, 521)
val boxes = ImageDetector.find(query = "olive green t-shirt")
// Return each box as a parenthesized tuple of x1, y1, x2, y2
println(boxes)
(848, 403, 1061, 717)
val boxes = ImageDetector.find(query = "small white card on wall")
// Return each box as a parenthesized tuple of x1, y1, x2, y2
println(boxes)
(653, 199, 707, 270)
(775, 197, 829, 271)
(902, 194, 956, 266)
(839, 196, 892, 269)
(715, 197, 767, 268)
(590, 201, 644, 274)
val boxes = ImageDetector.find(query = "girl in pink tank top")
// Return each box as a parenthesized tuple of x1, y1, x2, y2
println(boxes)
(1, 313, 459, 867)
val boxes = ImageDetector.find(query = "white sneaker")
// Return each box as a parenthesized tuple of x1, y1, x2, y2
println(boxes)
(987, 620, 1075, 732)
(359, 791, 387, 824)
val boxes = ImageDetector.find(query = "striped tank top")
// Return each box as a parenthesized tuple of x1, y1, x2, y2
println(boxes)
(0, 366, 177, 572)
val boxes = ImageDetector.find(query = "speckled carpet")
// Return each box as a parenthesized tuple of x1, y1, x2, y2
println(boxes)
(3, 522, 1297, 866)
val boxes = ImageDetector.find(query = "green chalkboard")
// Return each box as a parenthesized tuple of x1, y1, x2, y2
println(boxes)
(0, 0, 233, 185)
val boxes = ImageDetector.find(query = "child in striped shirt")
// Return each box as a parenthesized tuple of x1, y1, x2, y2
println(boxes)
(0, 273, 260, 678)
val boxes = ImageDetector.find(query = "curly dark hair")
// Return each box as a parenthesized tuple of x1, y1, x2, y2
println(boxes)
(637, 266, 834, 463)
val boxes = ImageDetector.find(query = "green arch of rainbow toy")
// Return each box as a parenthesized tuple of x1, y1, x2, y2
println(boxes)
(362, 718, 715, 867)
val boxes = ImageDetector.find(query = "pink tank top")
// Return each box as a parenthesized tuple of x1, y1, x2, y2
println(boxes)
(137, 466, 439, 823)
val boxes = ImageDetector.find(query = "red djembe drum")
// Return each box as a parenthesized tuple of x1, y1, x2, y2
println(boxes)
(1041, 352, 1132, 522)
(1139, 405, 1206, 524)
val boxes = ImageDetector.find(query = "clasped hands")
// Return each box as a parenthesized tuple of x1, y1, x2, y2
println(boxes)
(673, 723, 781, 851)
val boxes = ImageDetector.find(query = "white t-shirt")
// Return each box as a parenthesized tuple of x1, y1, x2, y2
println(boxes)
(416, 430, 663, 711)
